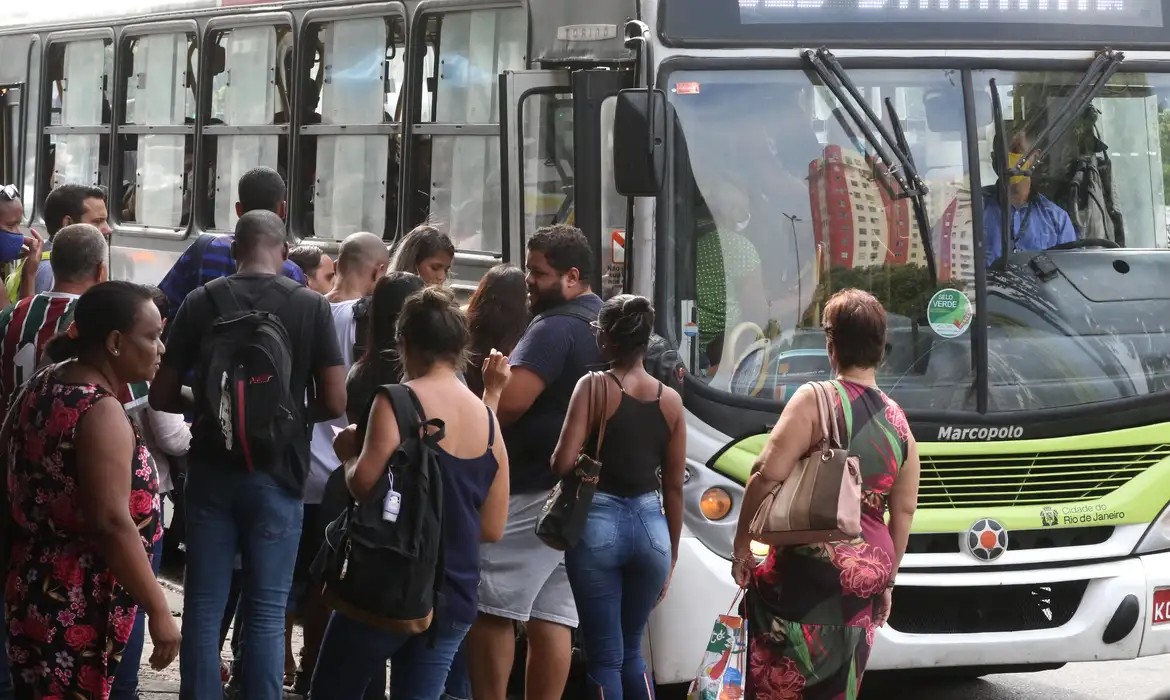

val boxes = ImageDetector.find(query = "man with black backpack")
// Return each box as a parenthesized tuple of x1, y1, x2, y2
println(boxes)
(468, 225, 603, 700)
(149, 210, 346, 700)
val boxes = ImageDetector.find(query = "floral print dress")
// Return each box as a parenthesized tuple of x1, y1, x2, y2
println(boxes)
(746, 379, 909, 700)
(4, 371, 162, 698)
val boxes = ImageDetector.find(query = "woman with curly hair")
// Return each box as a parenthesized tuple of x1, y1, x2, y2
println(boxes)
(731, 288, 921, 699)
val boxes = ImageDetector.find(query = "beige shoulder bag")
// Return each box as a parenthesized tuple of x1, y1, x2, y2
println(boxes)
(748, 380, 862, 546)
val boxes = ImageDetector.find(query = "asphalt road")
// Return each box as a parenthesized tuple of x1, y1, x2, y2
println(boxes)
(141, 567, 1168, 699)
(862, 659, 1170, 700)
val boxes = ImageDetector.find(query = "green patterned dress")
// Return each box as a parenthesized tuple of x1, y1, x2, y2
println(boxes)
(746, 379, 909, 699)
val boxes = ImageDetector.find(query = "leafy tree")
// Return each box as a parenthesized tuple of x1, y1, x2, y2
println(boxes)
(818, 263, 963, 321)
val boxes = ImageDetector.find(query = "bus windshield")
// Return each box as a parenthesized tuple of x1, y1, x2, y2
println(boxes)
(669, 66, 1170, 413)
(979, 70, 1170, 411)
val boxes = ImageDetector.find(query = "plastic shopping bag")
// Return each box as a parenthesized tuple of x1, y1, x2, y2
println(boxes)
(687, 592, 747, 700)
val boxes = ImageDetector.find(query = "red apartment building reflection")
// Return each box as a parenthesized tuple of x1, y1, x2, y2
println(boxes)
(808, 144, 974, 286)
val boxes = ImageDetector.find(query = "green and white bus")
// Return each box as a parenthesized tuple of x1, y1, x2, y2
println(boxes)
(7, 0, 1170, 690)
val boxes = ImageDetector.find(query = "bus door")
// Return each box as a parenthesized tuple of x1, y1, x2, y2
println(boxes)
(500, 69, 629, 292)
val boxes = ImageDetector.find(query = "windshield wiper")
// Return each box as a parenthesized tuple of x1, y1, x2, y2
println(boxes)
(1015, 50, 1124, 176)
(803, 47, 938, 285)
(990, 49, 1124, 269)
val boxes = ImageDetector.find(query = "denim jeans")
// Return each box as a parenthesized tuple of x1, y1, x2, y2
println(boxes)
(179, 467, 303, 700)
(111, 499, 166, 699)
(310, 612, 470, 700)
(565, 491, 672, 700)
(443, 641, 471, 700)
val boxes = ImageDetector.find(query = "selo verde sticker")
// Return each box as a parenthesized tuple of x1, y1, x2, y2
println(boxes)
(927, 289, 973, 339)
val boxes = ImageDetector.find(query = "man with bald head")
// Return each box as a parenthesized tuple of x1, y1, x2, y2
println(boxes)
(283, 231, 388, 690)
(150, 209, 346, 700)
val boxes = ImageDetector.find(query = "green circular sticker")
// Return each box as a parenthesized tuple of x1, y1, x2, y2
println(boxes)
(927, 289, 973, 339)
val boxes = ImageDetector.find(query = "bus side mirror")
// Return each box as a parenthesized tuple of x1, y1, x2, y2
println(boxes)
(613, 88, 669, 197)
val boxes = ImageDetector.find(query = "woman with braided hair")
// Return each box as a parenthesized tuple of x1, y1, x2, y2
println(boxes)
(550, 294, 686, 700)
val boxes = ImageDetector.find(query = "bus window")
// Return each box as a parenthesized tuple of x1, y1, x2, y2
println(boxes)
(972, 70, 1170, 411)
(119, 32, 197, 229)
(299, 15, 404, 241)
(520, 93, 574, 236)
(42, 38, 113, 202)
(410, 7, 525, 253)
(668, 69, 974, 411)
(202, 24, 289, 231)
(1, 86, 20, 192)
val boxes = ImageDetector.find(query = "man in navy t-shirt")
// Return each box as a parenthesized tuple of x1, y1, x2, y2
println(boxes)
(469, 224, 602, 700)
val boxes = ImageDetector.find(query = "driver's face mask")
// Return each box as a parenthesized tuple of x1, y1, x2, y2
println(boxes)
(1007, 151, 1034, 186)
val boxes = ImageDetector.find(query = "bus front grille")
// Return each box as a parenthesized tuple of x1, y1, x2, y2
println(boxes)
(917, 444, 1170, 508)
(887, 581, 1088, 634)
(906, 526, 1114, 554)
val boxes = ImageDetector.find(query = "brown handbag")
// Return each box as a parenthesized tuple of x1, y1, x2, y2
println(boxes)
(748, 380, 862, 546)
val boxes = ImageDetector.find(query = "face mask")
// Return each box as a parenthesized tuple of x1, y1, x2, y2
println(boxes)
(0, 228, 26, 265)
(1007, 151, 1032, 185)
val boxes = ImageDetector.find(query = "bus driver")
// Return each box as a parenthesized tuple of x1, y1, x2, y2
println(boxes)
(982, 131, 1076, 266)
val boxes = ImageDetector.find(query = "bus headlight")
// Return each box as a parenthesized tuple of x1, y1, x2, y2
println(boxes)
(1135, 503, 1170, 555)
(700, 488, 733, 521)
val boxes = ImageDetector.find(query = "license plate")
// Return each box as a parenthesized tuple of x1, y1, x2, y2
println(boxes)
(1152, 588, 1170, 625)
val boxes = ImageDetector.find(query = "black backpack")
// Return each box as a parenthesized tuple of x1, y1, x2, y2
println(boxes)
(315, 383, 446, 633)
(198, 277, 301, 471)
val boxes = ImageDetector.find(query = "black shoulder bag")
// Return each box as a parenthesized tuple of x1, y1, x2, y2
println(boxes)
(534, 372, 610, 551)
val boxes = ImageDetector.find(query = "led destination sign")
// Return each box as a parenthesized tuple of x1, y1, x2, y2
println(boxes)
(739, 0, 1162, 26)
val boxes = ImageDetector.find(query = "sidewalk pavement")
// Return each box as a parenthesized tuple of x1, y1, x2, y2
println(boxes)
(136, 579, 182, 698)
(137, 579, 309, 699)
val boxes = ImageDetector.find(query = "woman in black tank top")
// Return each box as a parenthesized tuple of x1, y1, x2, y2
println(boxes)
(551, 295, 687, 700)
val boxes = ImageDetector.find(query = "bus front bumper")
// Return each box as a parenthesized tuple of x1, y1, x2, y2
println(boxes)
(871, 550, 1170, 670)
(645, 538, 1170, 684)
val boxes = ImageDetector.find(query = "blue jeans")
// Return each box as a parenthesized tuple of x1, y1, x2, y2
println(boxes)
(111, 499, 166, 699)
(179, 468, 303, 700)
(565, 492, 672, 700)
(310, 612, 470, 700)
(443, 642, 471, 700)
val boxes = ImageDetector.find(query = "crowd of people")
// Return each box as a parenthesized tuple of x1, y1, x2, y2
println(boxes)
(0, 169, 919, 700)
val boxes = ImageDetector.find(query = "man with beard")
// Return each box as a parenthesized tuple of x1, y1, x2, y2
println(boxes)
(468, 224, 602, 700)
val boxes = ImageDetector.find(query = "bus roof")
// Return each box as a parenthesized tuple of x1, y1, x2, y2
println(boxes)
(1, 0, 271, 31)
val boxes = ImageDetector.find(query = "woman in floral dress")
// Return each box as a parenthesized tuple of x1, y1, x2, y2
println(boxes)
(732, 289, 922, 699)
(1, 280, 181, 698)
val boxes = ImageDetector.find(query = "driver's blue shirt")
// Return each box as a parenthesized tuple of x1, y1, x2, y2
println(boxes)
(982, 192, 1076, 267)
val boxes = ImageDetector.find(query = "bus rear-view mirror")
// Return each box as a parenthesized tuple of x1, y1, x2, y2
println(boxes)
(614, 88, 669, 197)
